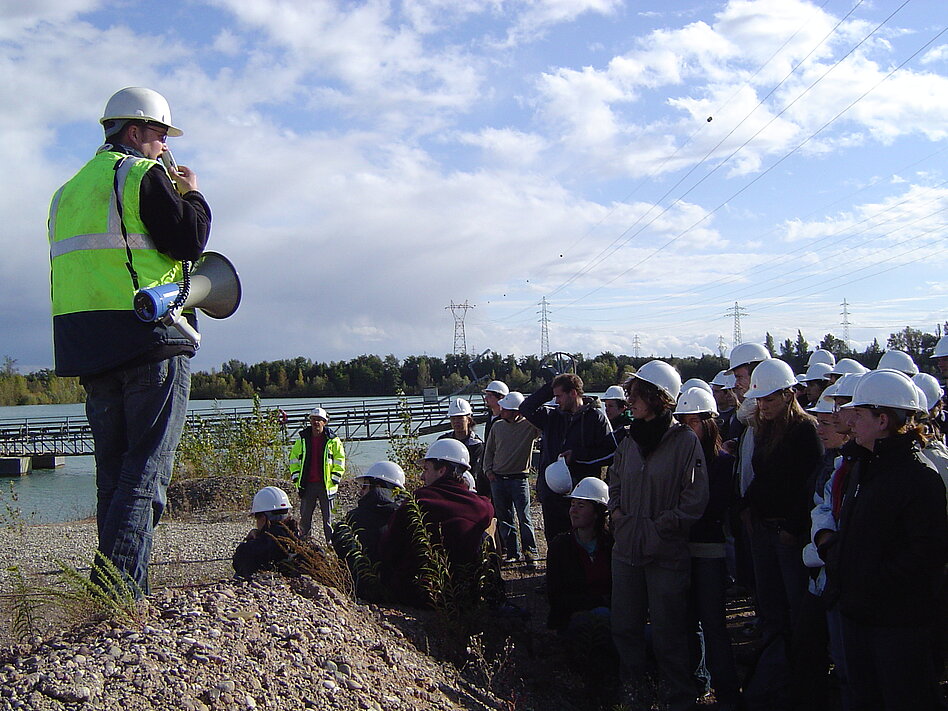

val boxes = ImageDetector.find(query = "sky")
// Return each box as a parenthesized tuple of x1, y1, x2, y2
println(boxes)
(2, 0, 947, 372)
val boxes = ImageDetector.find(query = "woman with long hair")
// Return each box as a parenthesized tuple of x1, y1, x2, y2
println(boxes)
(674, 387, 741, 711)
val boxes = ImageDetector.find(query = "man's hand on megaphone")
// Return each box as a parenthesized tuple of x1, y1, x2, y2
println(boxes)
(171, 164, 199, 195)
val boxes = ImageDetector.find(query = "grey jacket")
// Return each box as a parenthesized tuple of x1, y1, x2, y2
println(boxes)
(607, 421, 709, 569)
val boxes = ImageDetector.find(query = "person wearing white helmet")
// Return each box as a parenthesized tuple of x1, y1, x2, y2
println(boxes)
(820, 370, 948, 710)
(520, 373, 616, 545)
(807, 349, 836, 369)
(601, 384, 633, 447)
(608, 360, 709, 711)
(737, 358, 822, 657)
(827, 358, 868, 383)
(800, 362, 833, 408)
(438, 397, 485, 494)
(482, 392, 540, 566)
(48, 87, 211, 596)
(726, 342, 772, 400)
(233, 487, 302, 579)
(290, 407, 347, 543)
(379, 438, 494, 607)
(673, 388, 741, 709)
(876, 349, 919, 376)
(482, 380, 510, 444)
(545, 477, 617, 691)
(709, 370, 743, 443)
(933, 334, 948, 379)
(911, 373, 948, 508)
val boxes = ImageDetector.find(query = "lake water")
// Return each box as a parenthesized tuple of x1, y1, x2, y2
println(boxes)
(0, 396, 451, 524)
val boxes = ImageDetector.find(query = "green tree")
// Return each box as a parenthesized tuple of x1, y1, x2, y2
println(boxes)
(764, 333, 776, 357)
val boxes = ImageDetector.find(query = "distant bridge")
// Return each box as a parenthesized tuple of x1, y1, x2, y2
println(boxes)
(0, 399, 486, 458)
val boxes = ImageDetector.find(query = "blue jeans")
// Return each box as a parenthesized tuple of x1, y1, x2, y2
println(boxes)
(490, 477, 538, 557)
(83, 355, 191, 596)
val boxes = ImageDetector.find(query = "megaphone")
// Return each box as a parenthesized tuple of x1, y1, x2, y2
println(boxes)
(133, 251, 242, 347)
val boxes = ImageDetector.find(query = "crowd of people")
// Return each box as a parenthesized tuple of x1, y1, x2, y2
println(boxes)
(233, 338, 948, 711)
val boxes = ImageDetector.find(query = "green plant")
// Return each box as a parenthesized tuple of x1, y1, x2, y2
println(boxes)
(330, 519, 385, 601)
(174, 394, 290, 480)
(6, 565, 40, 643)
(386, 390, 425, 490)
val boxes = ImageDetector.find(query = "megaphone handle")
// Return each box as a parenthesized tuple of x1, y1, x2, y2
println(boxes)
(168, 309, 202, 348)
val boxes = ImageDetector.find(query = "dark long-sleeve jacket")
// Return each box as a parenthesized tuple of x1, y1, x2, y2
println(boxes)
(520, 383, 616, 502)
(743, 418, 823, 536)
(546, 530, 613, 630)
(232, 521, 301, 579)
(827, 433, 948, 626)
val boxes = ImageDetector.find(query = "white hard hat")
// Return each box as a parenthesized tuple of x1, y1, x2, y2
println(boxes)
(447, 398, 473, 417)
(830, 373, 863, 400)
(932, 335, 948, 359)
(568, 477, 608, 506)
(743, 359, 797, 399)
(710, 370, 737, 389)
(680, 378, 712, 395)
(829, 358, 868, 377)
(841, 369, 921, 412)
(498, 391, 525, 410)
(801, 362, 833, 383)
(673, 387, 718, 416)
(309, 407, 329, 421)
(807, 395, 837, 414)
(807, 349, 836, 368)
(912, 373, 943, 413)
(358, 461, 406, 488)
(250, 486, 291, 515)
(483, 380, 510, 396)
(877, 350, 919, 376)
(727, 343, 771, 373)
(544, 456, 573, 495)
(101, 87, 182, 137)
(602, 385, 627, 401)
(795, 374, 808, 386)
(461, 471, 477, 491)
(631, 360, 682, 400)
(422, 438, 470, 470)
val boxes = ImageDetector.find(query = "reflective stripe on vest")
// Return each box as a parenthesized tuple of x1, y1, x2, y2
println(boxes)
(49, 152, 180, 316)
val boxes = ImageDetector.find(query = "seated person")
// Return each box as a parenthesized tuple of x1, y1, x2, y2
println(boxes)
(379, 439, 494, 607)
(546, 477, 614, 631)
(332, 461, 407, 600)
(546, 476, 618, 700)
(233, 486, 302, 579)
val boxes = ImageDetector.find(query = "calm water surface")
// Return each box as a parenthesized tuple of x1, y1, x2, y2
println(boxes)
(0, 396, 451, 524)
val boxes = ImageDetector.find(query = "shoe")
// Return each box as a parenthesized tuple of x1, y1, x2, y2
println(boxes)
(523, 552, 537, 570)
(502, 553, 521, 564)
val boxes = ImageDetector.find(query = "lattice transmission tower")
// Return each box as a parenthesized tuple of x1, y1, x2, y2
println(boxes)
(725, 302, 748, 348)
(445, 300, 475, 355)
(538, 297, 551, 358)
(632, 334, 642, 359)
(840, 299, 852, 351)
(718, 335, 727, 358)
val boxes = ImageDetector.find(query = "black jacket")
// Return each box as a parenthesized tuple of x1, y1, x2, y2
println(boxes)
(233, 521, 301, 579)
(827, 433, 948, 626)
(333, 487, 403, 564)
(546, 530, 613, 630)
(520, 383, 616, 502)
(744, 418, 823, 536)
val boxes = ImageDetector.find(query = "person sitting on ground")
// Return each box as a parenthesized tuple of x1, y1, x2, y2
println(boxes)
(379, 439, 495, 607)
(332, 461, 407, 601)
(233, 486, 302, 579)
(546, 476, 618, 700)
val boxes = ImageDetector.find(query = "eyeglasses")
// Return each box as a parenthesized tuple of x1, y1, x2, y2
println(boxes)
(142, 123, 168, 143)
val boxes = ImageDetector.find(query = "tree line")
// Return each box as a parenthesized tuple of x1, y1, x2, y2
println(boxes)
(1, 324, 943, 407)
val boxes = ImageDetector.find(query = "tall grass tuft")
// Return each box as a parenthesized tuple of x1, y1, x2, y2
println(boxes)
(387, 390, 425, 490)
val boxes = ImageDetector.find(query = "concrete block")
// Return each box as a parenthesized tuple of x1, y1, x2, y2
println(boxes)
(0, 457, 31, 476)
(32, 455, 66, 469)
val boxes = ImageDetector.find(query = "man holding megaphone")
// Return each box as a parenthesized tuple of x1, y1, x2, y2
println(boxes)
(47, 87, 211, 597)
